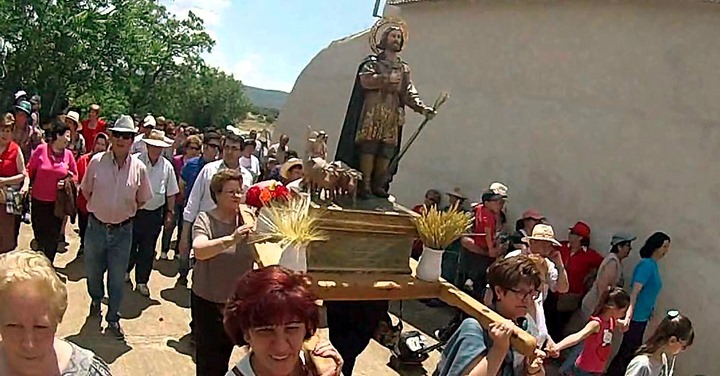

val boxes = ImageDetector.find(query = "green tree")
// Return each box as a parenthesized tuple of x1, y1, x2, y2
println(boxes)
(0, 0, 251, 127)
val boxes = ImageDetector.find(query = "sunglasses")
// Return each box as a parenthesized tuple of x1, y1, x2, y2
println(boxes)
(112, 132, 135, 140)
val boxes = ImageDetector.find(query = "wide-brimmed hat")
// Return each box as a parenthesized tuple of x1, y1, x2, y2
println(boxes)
(280, 158, 303, 179)
(569, 221, 591, 239)
(611, 233, 637, 246)
(521, 209, 545, 221)
(142, 129, 173, 148)
(66, 111, 80, 126)
(13, 101, 31, 115)
(108, 115, 138, 133)
(446, 187, 467, 200)
(522, 224, 561, 246)
(14, 91, 27, 101)
(489, 182, 508, 198)
(142, 115, 156, 128)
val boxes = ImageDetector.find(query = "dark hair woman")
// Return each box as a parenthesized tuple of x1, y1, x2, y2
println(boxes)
(25, 119, 77, 264)
(606, 232, 671, 375)
(0, 113, 25, 253)
(224, 266, 342, 376)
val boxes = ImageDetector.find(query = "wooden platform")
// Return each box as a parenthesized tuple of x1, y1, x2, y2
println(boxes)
(254, 242, 538, 357)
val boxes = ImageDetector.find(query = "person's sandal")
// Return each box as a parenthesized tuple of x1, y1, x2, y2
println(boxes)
(106, 322, 125, 340)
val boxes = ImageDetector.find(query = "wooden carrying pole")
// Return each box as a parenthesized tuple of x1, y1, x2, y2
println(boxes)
(439, 282, 537, 356)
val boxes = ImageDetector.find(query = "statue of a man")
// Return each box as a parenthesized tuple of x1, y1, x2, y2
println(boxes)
(335, 21, 435, 199)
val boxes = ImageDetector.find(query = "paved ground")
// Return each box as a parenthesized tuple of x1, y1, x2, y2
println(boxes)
(18, 222, 455, 376)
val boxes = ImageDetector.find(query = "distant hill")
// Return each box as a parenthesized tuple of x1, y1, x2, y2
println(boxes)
(243, 86, 289, 110)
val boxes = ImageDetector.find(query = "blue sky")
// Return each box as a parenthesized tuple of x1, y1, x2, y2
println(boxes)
(164, 0, 385, 92)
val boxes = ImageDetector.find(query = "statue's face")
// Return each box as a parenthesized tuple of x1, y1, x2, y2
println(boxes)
(386, 29, 403, 52)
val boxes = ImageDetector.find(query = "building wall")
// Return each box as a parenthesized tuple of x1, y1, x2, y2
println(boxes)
(278, 1, 720, 373)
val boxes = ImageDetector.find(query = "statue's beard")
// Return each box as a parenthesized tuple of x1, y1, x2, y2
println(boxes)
(385, 43, 402, 53)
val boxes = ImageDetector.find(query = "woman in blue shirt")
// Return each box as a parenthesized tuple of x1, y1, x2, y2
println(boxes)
(606, 232, 671, 375)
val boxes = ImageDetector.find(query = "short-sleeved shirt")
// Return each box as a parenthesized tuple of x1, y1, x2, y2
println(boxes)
(240, 155, 261, 184)
(472, 205, 497, 249)
(227, 352, 306, 376)
(27, 144, 77, 202)
(559, 242, 604, 295)
(434, 318, 526, 376)
(137, 153, 179, 211)
(80, 151, 153, 224)
(581, 253, 623, 318)
(625, 354, 669, 376)
(192, 209, 256, 303)
(631, 258, 663, 322)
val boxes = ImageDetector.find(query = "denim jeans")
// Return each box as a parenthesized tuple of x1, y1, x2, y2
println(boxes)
(160, 203, 183, 255)
(84, 215, 133, 323)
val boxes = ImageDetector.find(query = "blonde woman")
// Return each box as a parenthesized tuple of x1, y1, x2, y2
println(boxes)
(0, 250, 112, 375)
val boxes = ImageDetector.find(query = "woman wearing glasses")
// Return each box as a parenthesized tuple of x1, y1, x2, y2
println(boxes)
(435, 255, 546, 376)
(606, 232, 671, 375)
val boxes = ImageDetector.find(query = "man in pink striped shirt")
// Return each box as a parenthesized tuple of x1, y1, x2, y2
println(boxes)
(80, 115, 152, 340)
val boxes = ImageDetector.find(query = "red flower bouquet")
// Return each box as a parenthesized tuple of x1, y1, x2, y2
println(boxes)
(245, 180, 291, 209)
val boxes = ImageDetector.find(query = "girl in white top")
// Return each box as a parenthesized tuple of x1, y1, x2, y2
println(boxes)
(224, 266, 342, 376)
(624, 311, 694, 376)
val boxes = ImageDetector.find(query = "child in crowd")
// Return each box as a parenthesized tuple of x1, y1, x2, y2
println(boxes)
(551, 287, 630, 376)
(624, 311, 694, 376)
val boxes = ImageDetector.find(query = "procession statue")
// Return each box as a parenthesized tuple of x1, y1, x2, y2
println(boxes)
(335, 17, 437, 199)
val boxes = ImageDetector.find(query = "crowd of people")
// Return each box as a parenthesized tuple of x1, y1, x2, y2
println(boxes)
(413, 185, 693, 375)
(0, 91, 695, 376)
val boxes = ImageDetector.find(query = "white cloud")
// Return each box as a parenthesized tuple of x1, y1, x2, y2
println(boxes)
(163, 0, 294, 92)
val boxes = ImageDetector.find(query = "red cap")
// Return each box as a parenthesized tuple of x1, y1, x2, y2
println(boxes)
(522, 209, 545, 220)
(569, 221, 591, 239)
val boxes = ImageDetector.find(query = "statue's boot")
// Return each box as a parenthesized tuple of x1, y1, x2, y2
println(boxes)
(358, 153, 375, 199)
(371, 156, 391, 199)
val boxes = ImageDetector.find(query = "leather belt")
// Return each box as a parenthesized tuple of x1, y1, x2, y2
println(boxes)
(90, 213, 132, 228)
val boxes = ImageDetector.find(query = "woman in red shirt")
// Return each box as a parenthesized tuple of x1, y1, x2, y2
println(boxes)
(26, 119, 77, 263)
(0, 113, 26, 253)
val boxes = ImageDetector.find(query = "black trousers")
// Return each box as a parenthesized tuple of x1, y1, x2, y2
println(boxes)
(326, 300, 389, 376)
(78, 211, 89, 249)
(192, 292, 244, 376)
(31, 199, 62, 263)
(605, 320, 648, 376)
(127, 207, 163, 284)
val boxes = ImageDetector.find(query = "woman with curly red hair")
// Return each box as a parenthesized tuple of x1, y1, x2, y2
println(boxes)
(224, 266, 342, 376)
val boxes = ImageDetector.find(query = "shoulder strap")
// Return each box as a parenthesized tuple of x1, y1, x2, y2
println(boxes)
(231, 365, 245, 376)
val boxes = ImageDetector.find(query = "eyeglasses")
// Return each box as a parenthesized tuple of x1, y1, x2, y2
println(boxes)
(509, 288, 540, 301)
(112, 132, 135, 140)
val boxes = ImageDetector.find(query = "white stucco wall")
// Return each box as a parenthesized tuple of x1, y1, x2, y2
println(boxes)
(278, 1, 720, 374)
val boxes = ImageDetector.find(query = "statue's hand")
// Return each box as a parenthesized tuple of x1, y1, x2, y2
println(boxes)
(424, 106, 437, 120)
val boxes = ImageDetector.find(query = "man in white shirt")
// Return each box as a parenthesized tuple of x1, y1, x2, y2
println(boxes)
(502, 224, 568, 352)
(240, 139, 261, 184)
(178, 132, 252, 257)
(127, 129, 179, 297)
(130, 115, 155, 155)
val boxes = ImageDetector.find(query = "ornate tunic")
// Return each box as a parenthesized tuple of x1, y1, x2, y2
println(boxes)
(355, 56, 426, 147)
